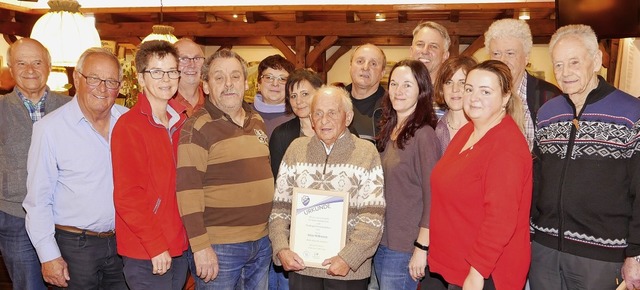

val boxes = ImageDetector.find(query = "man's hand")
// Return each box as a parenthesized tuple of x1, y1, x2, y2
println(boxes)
(322, 256, 350, 277)
(622, 257, 640, 289)
(462, 266, 484, 290)
(42, 257, 70, 287)
(276, 249, 305, 271)
(409, 248, 427, 281)
(151, 251, 172, 275)
(194, 247, 219, 282)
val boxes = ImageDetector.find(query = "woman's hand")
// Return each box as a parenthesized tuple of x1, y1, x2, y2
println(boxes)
(462, 266, 484, 290)
(408, 248, 427, 281)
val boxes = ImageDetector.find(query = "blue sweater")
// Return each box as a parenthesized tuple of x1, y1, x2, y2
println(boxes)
(532, 76, 640, 262)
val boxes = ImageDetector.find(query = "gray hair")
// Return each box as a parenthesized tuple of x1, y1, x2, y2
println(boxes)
(412, 21, 451, 51)
(201, 48, 248, 81)
(484, 19, 533, 55)
(7, 38, 52, 67)
(549, 24, 599, 56)
(76, 47, 123, 79)
(311, 85, 353, 114)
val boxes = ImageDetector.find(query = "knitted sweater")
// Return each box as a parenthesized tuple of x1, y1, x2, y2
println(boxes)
(177, 100, 274, 252)
(269, 132, 385, 281)
(0, 89, 70, 218)
(532, 77, 640, 262)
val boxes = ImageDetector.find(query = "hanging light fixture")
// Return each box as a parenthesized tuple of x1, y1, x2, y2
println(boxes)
(30, 0, 102, 67)
(142, 0, 178, 43)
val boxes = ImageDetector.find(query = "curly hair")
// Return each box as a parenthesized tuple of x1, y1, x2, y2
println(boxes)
(484, 19, 533, 55)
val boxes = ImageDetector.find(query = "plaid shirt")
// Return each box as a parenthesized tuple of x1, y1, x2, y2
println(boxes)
(518, 76, 534, 151)
(17, 89, 48, 123)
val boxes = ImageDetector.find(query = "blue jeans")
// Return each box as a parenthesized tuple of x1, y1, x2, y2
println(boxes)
(0, 211, 47, 290)
(268, 263, 289, 290)
(55, 229, 127, 290)
(187, 236, 271, 290)
(373, 244, 418, 290)
(122, 252, 188, 290)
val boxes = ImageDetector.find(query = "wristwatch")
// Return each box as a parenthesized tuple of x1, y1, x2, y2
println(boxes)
(634, 255, 640, 264)
(414, 240, 429, 251)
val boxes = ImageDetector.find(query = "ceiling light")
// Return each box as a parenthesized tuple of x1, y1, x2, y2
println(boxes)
(142, 0, 178, 43)
(233, 14, 238, 19)
(30, 0, 101, 67)
(375, 13, 386, 22)
(519, 10, 530, 20)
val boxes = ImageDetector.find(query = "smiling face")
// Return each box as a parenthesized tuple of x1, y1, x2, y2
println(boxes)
(8, 39, 50, 98)
(311, 88, 354, 147)
(74, 53, 121, 116)
(388, 66, 419, 119)
(488, 37, 528, 85)
(289, 80, 317, 118)
(175, 39, 204, 88)
(551, 36, 601, 101)
(410, 27, 450, 75)
(203, 57, 248, 115)
(258, 67, 289, 105)
(138, 54, 180, 104)
(443, 68, 467, 111)
(349, 45, 385, 90)
(463, 69, 509, 126)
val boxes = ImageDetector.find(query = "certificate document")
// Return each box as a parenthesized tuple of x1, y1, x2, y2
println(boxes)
(290, 187, 349, 268)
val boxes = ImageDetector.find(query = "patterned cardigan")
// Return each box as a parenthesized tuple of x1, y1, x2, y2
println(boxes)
(269, 131, 385, 280)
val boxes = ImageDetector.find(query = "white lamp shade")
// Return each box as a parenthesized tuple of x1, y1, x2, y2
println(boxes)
(31, 10, 102, 67)
(142, 25, 178, 44)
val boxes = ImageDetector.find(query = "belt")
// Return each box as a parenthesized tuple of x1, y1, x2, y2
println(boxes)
(54, 225, 115, 238)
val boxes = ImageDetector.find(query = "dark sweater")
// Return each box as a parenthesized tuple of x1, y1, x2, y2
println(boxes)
(0, 89, 70, 218)
(346, 84, 385, 143)
(532, 76, 640, 262)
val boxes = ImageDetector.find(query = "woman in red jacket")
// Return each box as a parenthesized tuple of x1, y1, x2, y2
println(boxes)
(111, 40, 189, 290)
(428, 60, 532, 290)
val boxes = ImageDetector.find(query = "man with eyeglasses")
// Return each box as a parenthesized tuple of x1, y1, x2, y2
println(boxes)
(269, 85, 385, 290)
(253, 54, 295, 137)
(0, 38, 70, 290)
(23, 47, 128, 289)
(174, 38, 206, 117)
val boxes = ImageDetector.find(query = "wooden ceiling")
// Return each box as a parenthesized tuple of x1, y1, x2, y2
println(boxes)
(0, 3, 557, 48)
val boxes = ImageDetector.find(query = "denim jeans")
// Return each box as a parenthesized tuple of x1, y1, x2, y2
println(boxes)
(373, 244, 418, 290)
(55, 229, 127, 290)
(0, 211, 47, 290)
(268, 263, 289, 290)
(122, 252, 188, 290)
(187, 236, 271, 290)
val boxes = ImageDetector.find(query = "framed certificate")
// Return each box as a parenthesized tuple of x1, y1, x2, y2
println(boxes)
(290, 187, 349, 268)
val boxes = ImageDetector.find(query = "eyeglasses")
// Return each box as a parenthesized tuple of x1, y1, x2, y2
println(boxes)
(77, 71, 121, 90)
(143, 70, 181, 80)
(178, 56, 205, 64)
(311, 110, 341, 121)
(261, 74, 287, 85)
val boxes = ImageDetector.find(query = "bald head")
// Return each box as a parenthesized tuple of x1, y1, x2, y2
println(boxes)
(174, 38, 205, 88)
(7, 38, 52, 101)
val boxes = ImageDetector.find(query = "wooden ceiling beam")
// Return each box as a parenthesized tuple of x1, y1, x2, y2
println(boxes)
(295, 11, 306, 23)
(460, 35, 485, 57)
(96, 19, 556, 39)
(397, 11, 407, 23)
(295, 36, 309, 68)
(326, 46, 352, 72)
(265, 36, 295, 61)
(0, 20, 32, 37)
(306, 35, 339, 65)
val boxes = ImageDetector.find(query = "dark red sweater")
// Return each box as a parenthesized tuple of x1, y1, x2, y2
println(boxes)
(428, 115, 532, 289)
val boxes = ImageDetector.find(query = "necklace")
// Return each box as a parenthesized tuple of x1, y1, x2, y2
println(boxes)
(446, 118, 462, 131)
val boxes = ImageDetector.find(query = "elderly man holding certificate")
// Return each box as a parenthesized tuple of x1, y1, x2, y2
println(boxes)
(269, 85, 385, 290)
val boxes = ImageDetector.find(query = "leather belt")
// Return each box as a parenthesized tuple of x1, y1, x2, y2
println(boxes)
(54, 225, 115, 238)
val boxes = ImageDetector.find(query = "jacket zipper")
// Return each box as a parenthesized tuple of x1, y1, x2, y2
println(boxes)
(323, 152, 330, 174)
(557, 101, 586, 250)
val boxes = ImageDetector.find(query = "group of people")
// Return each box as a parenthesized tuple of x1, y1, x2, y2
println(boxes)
(0, 16, 638, 290)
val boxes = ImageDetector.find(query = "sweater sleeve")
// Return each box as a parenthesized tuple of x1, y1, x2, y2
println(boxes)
(466, 145, 531, 278)
(112, 120, 168, 258)
(338, 143, 385, 271)
(176, 120, 211, 253)
(268, 140, 299, 265)
(416, 127, 442, 229)
(625, 122, 640, 257)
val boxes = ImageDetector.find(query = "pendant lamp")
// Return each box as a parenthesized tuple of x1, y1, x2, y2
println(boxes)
(141, 0, 178, 43)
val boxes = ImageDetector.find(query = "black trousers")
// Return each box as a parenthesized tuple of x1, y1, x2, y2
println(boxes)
(289, 272, 368, 290)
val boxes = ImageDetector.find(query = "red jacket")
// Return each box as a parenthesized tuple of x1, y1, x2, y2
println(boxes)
(428, 116, 532, 289)
(112, 93, 188, 259)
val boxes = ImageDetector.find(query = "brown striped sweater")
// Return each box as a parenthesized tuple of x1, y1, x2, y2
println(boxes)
(269, 132, 385, 280)
(177, 100, 274, 253)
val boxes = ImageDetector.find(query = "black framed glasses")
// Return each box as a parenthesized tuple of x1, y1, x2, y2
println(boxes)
(77, 71, 121, 89)
(260, 74, 287, 85)
(143, 70, 181, 80)
(178, 56, 205, 64)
